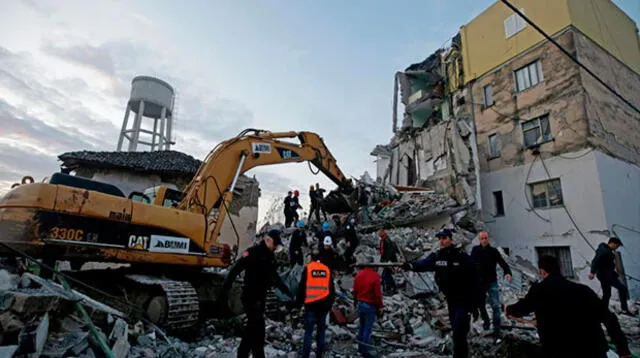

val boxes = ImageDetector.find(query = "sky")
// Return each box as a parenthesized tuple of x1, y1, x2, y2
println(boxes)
(1, 0, 639, 222)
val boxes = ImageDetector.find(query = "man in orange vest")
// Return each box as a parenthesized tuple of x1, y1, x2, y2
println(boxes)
(296, 249, 335, 358)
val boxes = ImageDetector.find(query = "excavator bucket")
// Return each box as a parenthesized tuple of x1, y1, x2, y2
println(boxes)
(323, 189, 357, 214)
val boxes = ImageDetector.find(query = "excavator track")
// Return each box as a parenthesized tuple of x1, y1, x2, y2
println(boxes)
(126, 275, 200, 331)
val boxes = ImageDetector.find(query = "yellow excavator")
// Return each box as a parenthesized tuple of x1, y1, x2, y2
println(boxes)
(0, 129, 355, 330)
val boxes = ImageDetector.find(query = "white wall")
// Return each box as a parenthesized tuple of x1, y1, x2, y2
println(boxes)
(375, 155, 390, 182)
(218, 206, 259, 253)
(595, 151, 640, 298)
(91, 170, 169, 196)
(480, 149, 610, 292)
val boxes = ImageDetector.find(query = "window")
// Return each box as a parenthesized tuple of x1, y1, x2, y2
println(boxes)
(529, 178, 563, 209)
(515, 60, 543, 92)
(536, 246, 574, 278)
(488, 133, 500, 158)
(493, 191, 505, 216)
(504, 10, 527, 38)
(483, 85, 494, 107)
(521, 115, 551, 147)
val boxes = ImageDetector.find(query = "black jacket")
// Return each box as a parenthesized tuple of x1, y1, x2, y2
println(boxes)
(289, 229, 307, 255)
(590, 243, 617, 278)
(319, 246, 336, 272)
(296, 262, 335, 312)
(506, 274, 630, 357)
(222, 241, 292, 301)
(344, 224, 358, 248)
(380, 237, 398, 263)
(470, 244, 512, 285)
(410, 246, 475, 305)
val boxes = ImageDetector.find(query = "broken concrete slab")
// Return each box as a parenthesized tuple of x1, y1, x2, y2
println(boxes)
(17, 312, 49, 356)
(0, 345, 18, 358)
(9, 291, 61, 316)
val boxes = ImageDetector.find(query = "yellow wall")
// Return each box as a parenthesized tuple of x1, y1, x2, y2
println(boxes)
(568, 0, 640, 75)
(461, 0, 640, 83)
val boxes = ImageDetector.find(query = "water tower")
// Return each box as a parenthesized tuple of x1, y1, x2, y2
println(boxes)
(117, 76, 175, 151)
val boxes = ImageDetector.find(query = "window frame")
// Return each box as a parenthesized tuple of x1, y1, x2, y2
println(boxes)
(521, 114, 552, 148)
(488, 133, 500, 159)
(529, 178, 564, 209)
(514, 60, 544, 92)
(483, 84, 494, 107)
(493, 190, 505, 217)
(536, 246, 575, 278)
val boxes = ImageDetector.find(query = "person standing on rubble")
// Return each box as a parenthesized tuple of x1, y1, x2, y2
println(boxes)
(315, 183, 328, 221)
(353, 255, 384, 358)
(291, 190, 302, 224)
(470, 231, 512, 338)
(506, 255, 632, 358)
(402, 229, 475, 358)
(319, 236, 336, 272)
(343, 218, 359, 273)
(308, 185, 319, 224)
(358, 185, 370, 225)
(588, 237, 632, 315)
(284, 191, 294, 228)
(297, 248, 335, 358)
(378, 230, 398, 295)
(290, 220, 308, 266)
(221, 229, 294, 358)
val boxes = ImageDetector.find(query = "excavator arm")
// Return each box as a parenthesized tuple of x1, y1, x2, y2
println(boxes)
(177, 129, 353, 243)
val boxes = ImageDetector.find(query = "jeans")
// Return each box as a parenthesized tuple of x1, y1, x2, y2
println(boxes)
(238, 297, 266, 358)
(599, 272, 629, 311)
(301, 309, 328, 358)
(447, 299, 471, 358)
(478, 282, 501, 332)
(357, 302, 377, 357)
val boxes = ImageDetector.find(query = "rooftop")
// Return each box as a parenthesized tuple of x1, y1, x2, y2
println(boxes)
(58, 150, 202, 176)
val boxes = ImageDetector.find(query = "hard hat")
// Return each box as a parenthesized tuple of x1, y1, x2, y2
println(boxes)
(323, 236, 333, 246)
(294, 190, 300, 196)
(296, 220, 305, 228)
(322, 222, 331, 231)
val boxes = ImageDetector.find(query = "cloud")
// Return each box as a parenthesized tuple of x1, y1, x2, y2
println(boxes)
(42, 41, 117, 77)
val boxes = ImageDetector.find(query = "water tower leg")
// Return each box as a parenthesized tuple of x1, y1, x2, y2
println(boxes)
(117, 105, 131, 151)
(151, 117, 159, 151)
(129, 100, 145, 152)
(164, 110, 172, 150)
(159, 108, 166, 150)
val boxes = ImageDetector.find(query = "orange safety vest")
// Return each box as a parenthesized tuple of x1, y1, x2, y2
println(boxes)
(304, 261, 331, 304)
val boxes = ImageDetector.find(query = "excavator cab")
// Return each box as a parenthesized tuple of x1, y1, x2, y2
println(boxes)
(129, 185, 184, 208)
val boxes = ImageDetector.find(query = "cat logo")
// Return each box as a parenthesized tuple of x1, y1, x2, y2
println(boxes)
(128, 235, 149, 250)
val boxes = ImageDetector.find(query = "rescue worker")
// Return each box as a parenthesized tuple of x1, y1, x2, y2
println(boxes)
(343, 218, 359, 273)
(315, 183, 328, 221)
(297, 249, 335, 358)
(308, 185, 319, 223)
(358, 186, 370, 224)
(289, 220, 308, 266)
(284, 191, 294, 228)
(589, 237, 632, 314)
(402, 229, 475, 358)
(221, 229, 293, 358)
(378, 230, 398, 295)
(291, 190, 302, 224)
(319, 236, 336, 272)
(470, 231, 512, 338)
(315, 222, 333, 244)
(353, 255, 383, 358)
(506, 255, 632, 358)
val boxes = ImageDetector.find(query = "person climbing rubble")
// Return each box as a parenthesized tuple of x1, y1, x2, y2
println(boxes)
(343, 217, 359, 273)
(470, 230, 512, 339)
(378, 230, 399, 295)
(290, 220, 308, 266)
(221, 229, 294, 358)
(506, 255, 633, 358)
(401, 229, 476, 358)
(296, 248, 335, 358)
(589, 237, 632, 315)
(353, 256, 383, 358)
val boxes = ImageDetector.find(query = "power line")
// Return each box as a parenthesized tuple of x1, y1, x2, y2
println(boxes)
(500, 0, 640, 116)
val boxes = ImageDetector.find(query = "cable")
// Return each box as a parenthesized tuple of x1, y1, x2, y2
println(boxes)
(207, 175, 243, 261)
(500, 0, 640, 116)
(523, 155, 551, 223)
(308, 161, 320, 175)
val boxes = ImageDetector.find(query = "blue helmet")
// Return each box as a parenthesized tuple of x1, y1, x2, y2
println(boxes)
(296, 220, 305, 228)
(322, 222, 331, 231)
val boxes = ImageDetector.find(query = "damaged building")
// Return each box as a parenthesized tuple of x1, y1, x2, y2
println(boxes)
(373, 0, 640, 297)
(57, 150, 260, 252)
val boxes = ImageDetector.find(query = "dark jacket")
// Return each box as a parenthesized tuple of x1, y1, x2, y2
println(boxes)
(222, 241, 292, 301)
(506, 274, 630, 357)
(410, 246, 475, 304)
(289, 229, 307, 255)
(380, 236, 398, 263)
(470, 244, 512, 285)
(296, 262, 335, 312)
(344, 224, 359, 248)
(283, 196, 292, 214)
(590, 243, 617, 278)
(319, 246, 336, 271)
(309, 189, 317, 205)
(358, 189, 369, 206)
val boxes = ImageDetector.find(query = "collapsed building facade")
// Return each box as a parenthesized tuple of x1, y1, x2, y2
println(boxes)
(373, 0, 640, 297)
(57, 150, 260, 253)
